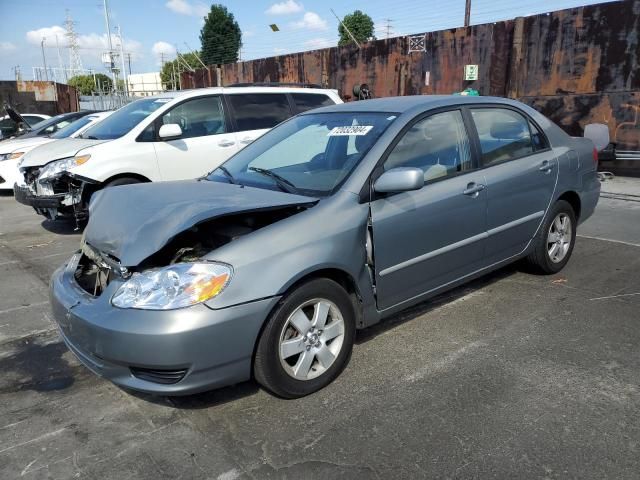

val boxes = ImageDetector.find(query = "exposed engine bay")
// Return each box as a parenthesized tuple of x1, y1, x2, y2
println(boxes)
(74, 206, 308, 297)
(21, 166, 98, 223)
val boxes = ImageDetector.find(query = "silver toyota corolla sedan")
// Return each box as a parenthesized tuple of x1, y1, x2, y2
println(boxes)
(50, 96, 601, 398)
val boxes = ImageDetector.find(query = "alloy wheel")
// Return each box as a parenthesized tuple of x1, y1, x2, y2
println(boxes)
(278, 298, 345, 381)
(547, 213, 572, 263)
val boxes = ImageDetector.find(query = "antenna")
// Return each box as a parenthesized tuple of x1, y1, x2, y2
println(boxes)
(64, 9, 83, 77)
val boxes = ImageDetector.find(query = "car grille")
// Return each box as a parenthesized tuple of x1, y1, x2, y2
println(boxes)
(130, 367, 188, 385)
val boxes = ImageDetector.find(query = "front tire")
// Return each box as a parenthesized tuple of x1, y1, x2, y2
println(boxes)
(254, 278, 356, 398)
(525, 200, 576, 274)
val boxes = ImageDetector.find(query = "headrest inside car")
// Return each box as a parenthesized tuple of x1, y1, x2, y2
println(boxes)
(490, 121, 527, 139)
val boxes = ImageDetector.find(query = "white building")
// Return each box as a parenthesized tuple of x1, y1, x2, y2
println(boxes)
(127, 72, 164, 97)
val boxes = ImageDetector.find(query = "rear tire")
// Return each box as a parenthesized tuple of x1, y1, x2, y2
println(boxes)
(525, 200, 576, 274)
(254, 278, 355, 399)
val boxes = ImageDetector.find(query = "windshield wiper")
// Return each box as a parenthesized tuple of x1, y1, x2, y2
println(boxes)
(248, 167, 297, 194)
(83, 135, 99, 140)
(216, 165, 237, 184)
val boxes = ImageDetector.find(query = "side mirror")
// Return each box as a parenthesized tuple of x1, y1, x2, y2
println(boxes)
(158, 123, 183, 140)
(374, 167, 424, 193)
(584, 123, 610, 152)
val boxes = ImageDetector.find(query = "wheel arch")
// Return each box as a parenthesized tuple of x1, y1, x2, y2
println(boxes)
(250, 266, 365, 374)
(557, 190, 581, 221)
(102, 172, 152, 185)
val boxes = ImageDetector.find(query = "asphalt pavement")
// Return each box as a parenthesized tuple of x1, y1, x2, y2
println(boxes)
(0, 178, 639, 479)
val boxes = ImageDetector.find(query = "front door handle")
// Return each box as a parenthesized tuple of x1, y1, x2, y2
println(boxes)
(463, 182, 486, 196)
(539, 160, 553, 173)
(218, 140, 236, 147)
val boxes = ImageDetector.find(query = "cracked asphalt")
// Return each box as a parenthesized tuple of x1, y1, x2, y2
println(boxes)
(1, 178, 639, 479)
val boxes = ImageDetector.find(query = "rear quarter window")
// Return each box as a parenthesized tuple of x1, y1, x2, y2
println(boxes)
(227, 93, 292, 131)
(291, 93, 335, 113)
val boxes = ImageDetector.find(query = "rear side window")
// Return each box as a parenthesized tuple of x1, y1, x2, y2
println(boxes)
(471, 108, 534, 166)
(227, 93, 291, 131)
(291, 93, 335, 113)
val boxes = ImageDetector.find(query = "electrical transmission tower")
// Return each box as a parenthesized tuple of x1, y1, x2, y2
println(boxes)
(65, 10, 83, 77)
(383, 19, 393, 39)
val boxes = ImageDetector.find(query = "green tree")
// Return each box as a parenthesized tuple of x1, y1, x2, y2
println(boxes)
(68, 73, 112, 95)
(199, 4, 242, 65)
(160, 52, 203, 90)
(338, 10, 375, 47)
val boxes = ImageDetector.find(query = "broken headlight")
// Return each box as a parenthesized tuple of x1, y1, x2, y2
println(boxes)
(111, 262, 232, 310)
(38, 154, 90, 181)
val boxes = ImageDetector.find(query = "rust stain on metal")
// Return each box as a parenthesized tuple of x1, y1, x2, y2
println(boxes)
(182, 1, 640, 153)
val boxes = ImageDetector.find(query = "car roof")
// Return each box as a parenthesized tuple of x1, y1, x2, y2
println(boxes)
(144, 86, 339, 101)
(304, 95, 527, 114)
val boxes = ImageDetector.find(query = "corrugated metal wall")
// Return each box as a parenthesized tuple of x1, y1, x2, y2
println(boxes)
(182, 0, 640, 158)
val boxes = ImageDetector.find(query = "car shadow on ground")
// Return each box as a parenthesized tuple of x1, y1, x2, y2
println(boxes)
(0, 191, 14, 197)
(40, 218, 85, 235)
(130, 263, 522, 409)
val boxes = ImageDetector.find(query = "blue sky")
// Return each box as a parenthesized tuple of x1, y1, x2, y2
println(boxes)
(0, 0, 618, 81)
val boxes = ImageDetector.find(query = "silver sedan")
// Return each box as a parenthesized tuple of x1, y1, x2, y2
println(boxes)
(50, 95, 601, 398)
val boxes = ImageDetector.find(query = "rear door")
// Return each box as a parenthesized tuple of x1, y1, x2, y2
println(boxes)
(153, 95, 239, 180)
(370, 109, 488, 310)
(225, 93, 292, 147)
(468, 106, 558, 264)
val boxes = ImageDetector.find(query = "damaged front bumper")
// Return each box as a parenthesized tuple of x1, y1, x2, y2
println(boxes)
(14, 172, 97, 220)
(50, 253, 281, 395)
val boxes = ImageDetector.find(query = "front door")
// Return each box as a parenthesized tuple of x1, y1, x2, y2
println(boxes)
(468, 107, 559, 263)
(370, 110, 488, 310)
(153, 95, 238, 180)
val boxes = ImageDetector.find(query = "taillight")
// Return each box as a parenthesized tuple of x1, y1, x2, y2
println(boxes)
(592, 147, 598, 168)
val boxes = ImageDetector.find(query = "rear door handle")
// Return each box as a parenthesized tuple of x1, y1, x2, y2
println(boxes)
(463, 182, 486, 196)
(240, 137, 255, 144)
(217, 140, 235, 147)
(539, 160, 553, 172)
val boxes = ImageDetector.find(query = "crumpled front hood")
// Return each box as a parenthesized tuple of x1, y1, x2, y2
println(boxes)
(0, 136, 52, 155)
(84, 180, 318, 267)
(19, 138, 108, 168)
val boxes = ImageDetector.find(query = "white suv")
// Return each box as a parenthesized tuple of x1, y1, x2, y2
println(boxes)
(15, 85, 342, 221)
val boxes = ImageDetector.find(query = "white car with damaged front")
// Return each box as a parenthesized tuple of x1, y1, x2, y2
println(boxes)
(0, 111, 111, 191)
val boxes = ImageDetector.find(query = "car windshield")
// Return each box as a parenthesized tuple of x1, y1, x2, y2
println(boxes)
(51, 115, 98, 139)
(80, 98, 170, 140)
(207, 112, 396, 196)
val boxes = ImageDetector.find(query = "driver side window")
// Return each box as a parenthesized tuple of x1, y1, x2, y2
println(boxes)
(160, 96, 226, 139)
(384, 110, 472, 183)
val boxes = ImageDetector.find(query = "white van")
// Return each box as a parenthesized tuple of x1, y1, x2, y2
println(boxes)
(15, 85, 342, 221)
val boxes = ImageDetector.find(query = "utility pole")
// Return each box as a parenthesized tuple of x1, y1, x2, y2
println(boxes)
(40, 38, 49, 81)
(126, 53, 132, 76)
(117, 25, 128, 96)
(330, 8, 360, 49)
(55, 34, 66, 83)
(464, 0, 471, 27)
(103, 0, 116, 89)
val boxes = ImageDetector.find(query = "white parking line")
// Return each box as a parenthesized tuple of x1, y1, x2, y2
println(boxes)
(577, 234, 640, 248)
